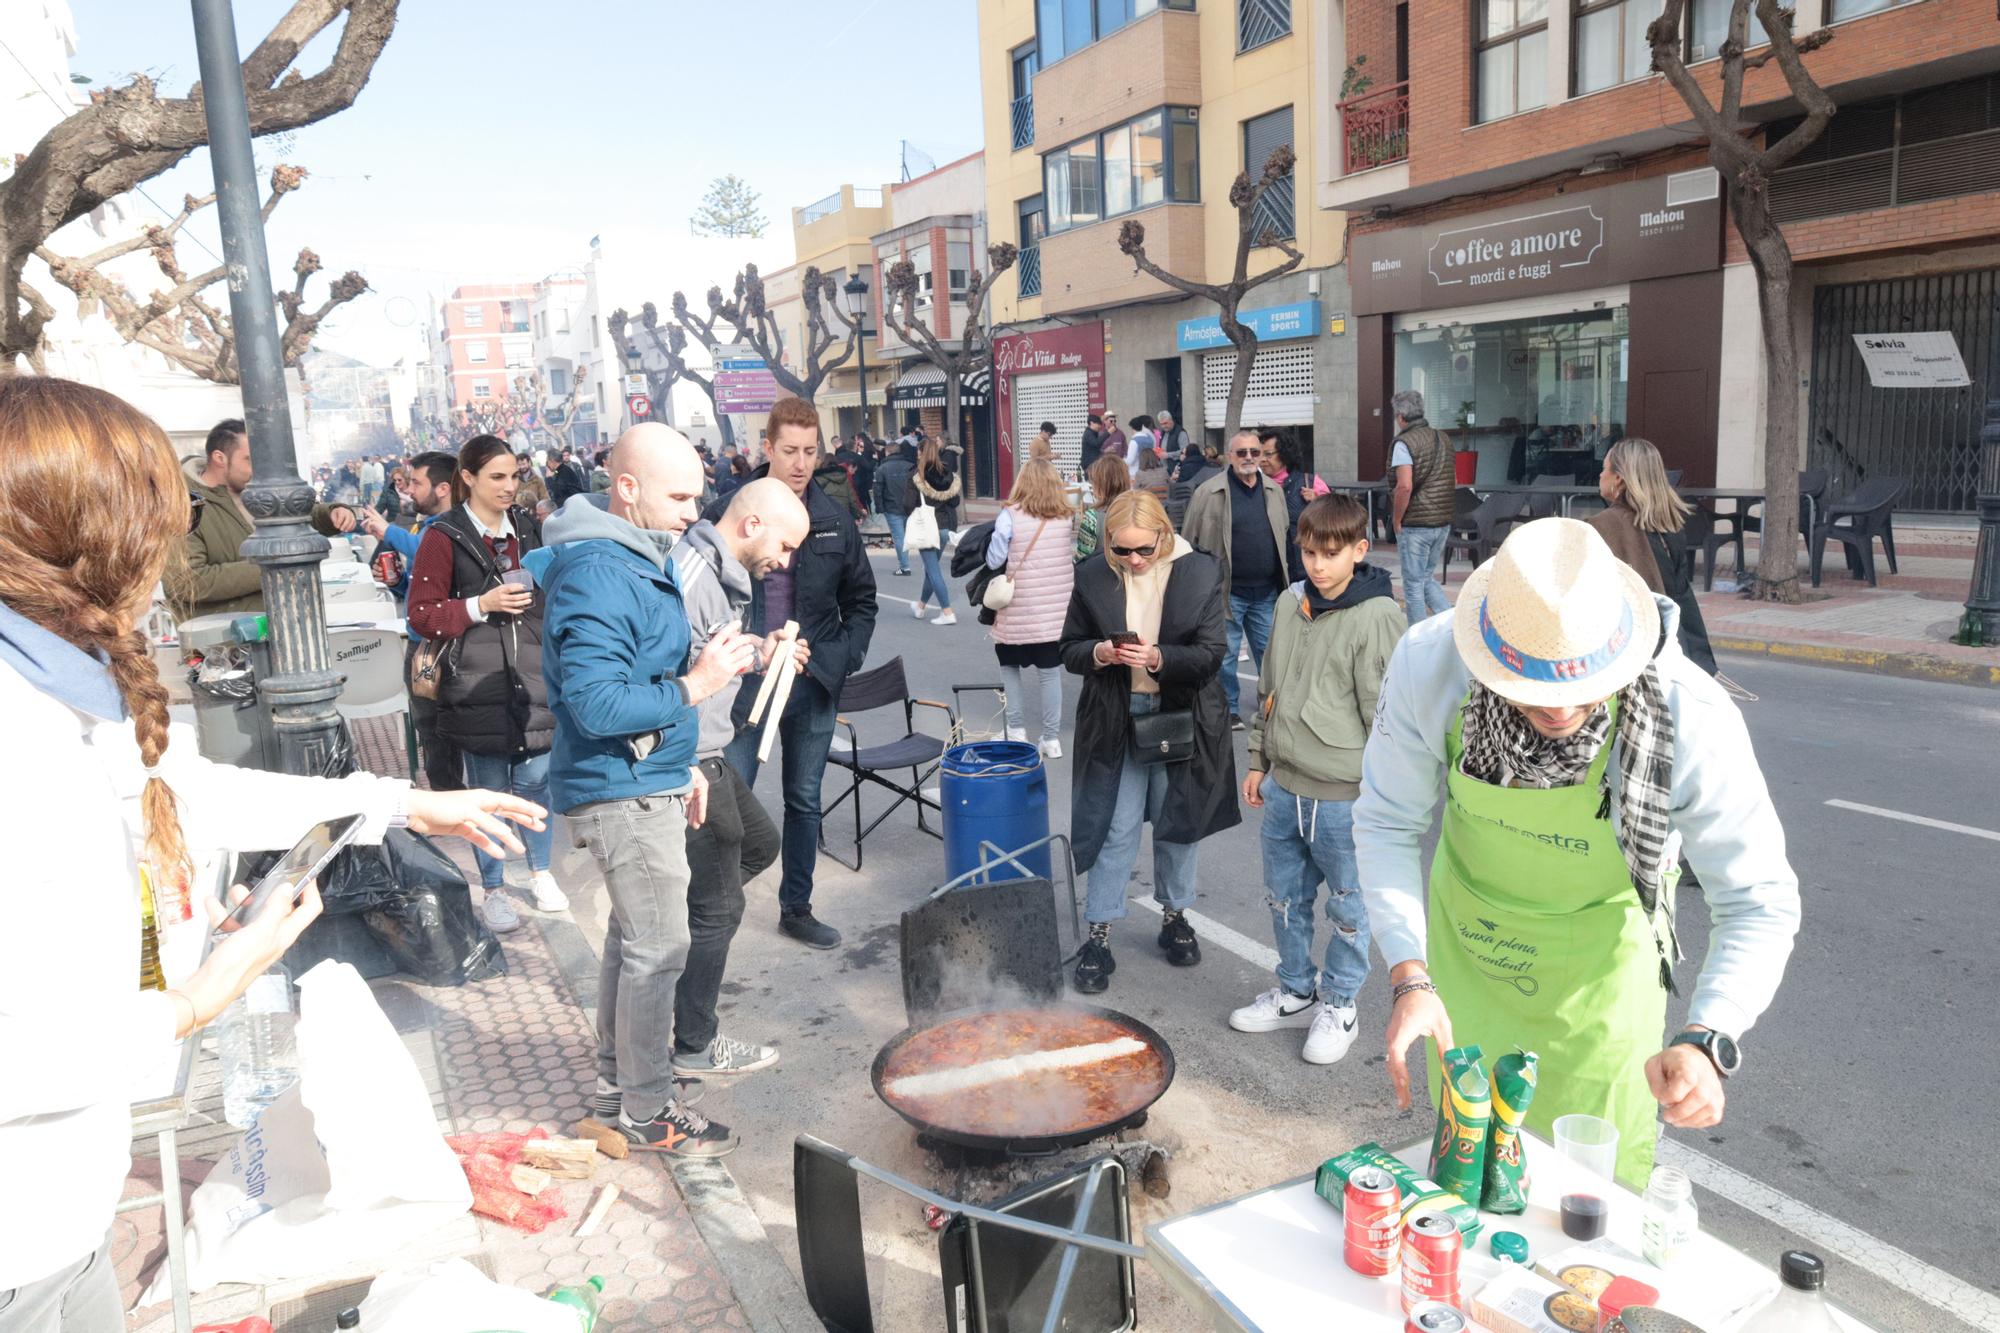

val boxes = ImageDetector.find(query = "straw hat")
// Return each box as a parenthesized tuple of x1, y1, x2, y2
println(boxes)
(1452, 517, 1660, 707)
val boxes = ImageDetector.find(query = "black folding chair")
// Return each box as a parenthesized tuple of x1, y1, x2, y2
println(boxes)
(819, 657, 957, 872)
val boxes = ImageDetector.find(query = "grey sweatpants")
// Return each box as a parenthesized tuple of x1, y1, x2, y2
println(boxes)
(0, 1232, 122, 1333)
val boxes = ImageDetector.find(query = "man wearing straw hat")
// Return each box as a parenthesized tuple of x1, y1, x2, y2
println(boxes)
(1355, 518, 1802, 1187)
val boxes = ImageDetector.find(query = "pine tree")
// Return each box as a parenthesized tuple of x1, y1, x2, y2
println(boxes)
(690, 175, 768, 239)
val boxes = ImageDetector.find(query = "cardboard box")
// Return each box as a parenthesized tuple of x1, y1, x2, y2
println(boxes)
(1472, 1264, 1596, 1333)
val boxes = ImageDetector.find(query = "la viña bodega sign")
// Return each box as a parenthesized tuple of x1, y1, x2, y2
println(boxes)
(1429, 205, 1604, 292)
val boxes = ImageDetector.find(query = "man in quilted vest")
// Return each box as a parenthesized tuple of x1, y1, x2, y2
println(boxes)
(1388, 389, 1456, 626)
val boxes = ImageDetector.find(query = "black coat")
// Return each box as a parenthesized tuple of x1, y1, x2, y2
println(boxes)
(702, 470, 877, 697)
(427, 506, 553, 758)
(1059, 550, 1240, 873)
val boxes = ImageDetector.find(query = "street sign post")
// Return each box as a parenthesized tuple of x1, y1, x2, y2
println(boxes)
(628, 394, 652, 419)
(714, 342, 781, 414)
(623, 373, 649, 397)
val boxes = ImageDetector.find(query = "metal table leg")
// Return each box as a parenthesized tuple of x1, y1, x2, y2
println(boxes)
(161, 1125, 192, 1333)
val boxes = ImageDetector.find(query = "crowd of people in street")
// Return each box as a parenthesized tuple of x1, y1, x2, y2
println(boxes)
(0, 363, 1810, 1333)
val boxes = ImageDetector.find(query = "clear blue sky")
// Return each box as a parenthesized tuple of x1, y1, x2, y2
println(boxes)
(65, 0, 984, 363)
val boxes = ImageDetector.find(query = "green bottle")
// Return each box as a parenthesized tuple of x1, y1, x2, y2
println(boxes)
(545, 1276, 605, 1333)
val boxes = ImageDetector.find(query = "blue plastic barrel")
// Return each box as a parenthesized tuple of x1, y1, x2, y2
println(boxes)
(939, 740, 1052, 884)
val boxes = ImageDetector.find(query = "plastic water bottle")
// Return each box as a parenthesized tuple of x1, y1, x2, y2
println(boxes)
(216, 965, 299, 1128)
(1640, 1164, 1699, 1265)
(545, 1276, 605, 1333)
(1747, 1251, 1838, 1331)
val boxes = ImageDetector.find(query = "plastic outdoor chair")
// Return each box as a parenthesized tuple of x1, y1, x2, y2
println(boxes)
(1810, 474, 1909, 588)
(819, 657, 956, 872)
(1701, 469, 1828, 590)
(1445, 492, 1529, 569)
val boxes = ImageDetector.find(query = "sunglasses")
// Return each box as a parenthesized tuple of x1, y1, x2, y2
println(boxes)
(1110, 541, 1158, 558)
(1232, 448, 1261, 459)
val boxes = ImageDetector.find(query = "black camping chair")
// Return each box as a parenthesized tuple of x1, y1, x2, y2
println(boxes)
(1444, 491, 1529, 569)
(1811, 473, 1909, 588)
(819, 657, 957, 872)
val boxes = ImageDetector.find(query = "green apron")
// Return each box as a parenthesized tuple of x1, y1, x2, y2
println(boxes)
(1427, 698, 1666, 1190)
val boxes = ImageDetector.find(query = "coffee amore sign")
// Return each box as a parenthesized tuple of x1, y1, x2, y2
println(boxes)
(1350, 172, 1722, 316)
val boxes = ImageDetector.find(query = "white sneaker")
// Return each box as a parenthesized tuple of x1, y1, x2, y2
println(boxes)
(530, 870, 569, 913)
(1303, 1001, 1360, 1065)
(1039, 736, 1063, 759)
(481, 889, 522, 934)
(911, 601, 926, 619)
(1005, 725, 1029, 742)
(1238, 642, 1251, 661)
(1228, 986, 1317, 1033)
(932, 610, 958, 626)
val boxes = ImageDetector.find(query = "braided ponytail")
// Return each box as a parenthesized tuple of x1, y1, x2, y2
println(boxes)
(0, 378, 194, 887)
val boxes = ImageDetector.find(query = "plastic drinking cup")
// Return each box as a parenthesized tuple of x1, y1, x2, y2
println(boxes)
(1553, 1113, 1619, 1181)
(502, 568, 534, 590)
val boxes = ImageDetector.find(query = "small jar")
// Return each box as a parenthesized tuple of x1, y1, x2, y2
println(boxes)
(1640, 1164, 1699, 1265)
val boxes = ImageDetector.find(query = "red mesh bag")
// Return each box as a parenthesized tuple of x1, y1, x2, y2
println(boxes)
(446, 1132, 568, 1234)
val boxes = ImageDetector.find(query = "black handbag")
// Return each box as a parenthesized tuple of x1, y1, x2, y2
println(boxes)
(1130, 706, 1195, 765)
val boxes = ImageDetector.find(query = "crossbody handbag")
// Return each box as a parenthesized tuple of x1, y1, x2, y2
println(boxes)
(410, 515, 520, 701)
(1130, 705, 1195, 765)
(981, 518, 1048, 611)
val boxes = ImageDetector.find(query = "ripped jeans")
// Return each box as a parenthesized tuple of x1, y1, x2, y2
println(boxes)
(1258, 776, 1371, 1007)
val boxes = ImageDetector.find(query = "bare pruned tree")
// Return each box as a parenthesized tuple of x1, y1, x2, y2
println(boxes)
(881, 242, 1018, 451)
(0, 0, 398, 375)
(34, 165, 366, 383)
(1119, 146, 1305, 438)
(610, 300, 728, 433)
(675, 263, 858, 405)
(1648, 0, 1835, 604)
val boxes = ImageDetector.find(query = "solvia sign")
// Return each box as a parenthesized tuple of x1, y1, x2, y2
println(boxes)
(1351, 172, 1722, 316)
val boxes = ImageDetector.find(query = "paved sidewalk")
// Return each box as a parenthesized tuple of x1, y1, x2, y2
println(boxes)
(116, 720, 759, 1332)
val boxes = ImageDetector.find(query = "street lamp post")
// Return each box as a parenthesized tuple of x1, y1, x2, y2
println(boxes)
(190, 0, 344, 775)
(844, 273, 871, 438)
(1959, 291, 2000, 646)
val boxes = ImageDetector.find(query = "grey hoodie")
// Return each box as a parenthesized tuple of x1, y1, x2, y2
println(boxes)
(537, 492, 676, 571)
(669, 520, 754, 758)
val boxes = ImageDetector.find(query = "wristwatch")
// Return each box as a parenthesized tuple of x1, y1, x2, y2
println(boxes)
(1670, 1029, 1742, 1079)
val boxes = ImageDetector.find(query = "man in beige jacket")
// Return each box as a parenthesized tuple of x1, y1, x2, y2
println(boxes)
(1180, 427, 1292, 729)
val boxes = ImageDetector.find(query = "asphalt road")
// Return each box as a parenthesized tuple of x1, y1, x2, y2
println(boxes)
(559, 547, 1999, 1332)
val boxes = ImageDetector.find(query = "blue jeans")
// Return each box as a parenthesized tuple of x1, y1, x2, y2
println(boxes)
(1221, 589, 1277, 716)
(460, 749, 554, 889)
(917, 533, 952, 609)
(1258, 777, 1371, 1006)
(1085, 694, 1199, 924)
(725, 671, 837, 914)
(885, 510, 910, 572)
(1398, 524, 1453, 626)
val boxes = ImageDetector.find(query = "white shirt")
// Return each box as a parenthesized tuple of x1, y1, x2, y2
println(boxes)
(359, 460, 385, 490)
(460, 506, 519, 625)
(0, 659, 405, 1288)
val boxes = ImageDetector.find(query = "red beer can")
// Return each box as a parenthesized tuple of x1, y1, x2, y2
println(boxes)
(1342, 1166, 1403, 1276)
(1405, 1300, 1469, 1333)
(1400, 1210, 1463, 1312)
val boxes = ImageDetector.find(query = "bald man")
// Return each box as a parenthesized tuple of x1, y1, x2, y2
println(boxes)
(664, 478, 811, 1078)
(525, 423, 759, 1158)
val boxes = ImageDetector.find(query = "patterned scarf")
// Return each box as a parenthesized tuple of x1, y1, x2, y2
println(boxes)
(1459, 666, 1680, 991)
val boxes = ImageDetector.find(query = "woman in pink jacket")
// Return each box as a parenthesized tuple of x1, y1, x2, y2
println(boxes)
(986, 460, 1076, 758)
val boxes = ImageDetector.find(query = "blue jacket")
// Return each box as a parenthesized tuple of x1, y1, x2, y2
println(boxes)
(522, 495, 700, 814)
(379, 513, 442, 641)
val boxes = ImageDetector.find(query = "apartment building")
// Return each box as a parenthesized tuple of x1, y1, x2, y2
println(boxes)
(978, 0, 1354, 490)
(1323, 0, 1999, 512)
(440, 284, 538, 412)
(781, 185, 895, 444)
(870, 152, 1000, 490)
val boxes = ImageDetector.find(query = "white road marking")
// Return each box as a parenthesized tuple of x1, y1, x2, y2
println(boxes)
(1656, 1141, 2000, 1332)
(1134, 895, 2000, 1329)
(1825, 799, 2000, 844)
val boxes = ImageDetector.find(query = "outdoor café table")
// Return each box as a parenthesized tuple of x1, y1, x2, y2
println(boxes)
(1473, 482, 1601, 517)
(1675, 487, 1812, 578)
(1145, 1132, 1881, 1332)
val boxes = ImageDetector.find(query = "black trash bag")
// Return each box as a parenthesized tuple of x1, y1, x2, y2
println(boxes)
(256, 724, 508, 986)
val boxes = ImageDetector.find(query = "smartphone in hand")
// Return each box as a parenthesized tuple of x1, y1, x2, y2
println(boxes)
(1112, 631, 1141, 647)
(214, 814, 365, 935)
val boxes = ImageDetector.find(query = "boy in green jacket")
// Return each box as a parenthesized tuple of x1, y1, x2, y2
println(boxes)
(1230, 494, 1406, 1064)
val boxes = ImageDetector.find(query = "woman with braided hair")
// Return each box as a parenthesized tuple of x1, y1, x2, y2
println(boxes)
(0, 378, 544, 1332)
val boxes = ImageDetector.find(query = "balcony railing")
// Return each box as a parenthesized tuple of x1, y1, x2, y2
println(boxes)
(1337, 81, 1410, 176)
(1017, 245, 1042, 299)
(1010, 93, 1034, 151)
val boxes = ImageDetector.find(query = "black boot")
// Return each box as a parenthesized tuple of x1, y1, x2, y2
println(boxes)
(1158, 911, 1201, 967)
(1073, 934, 1115, 993)
(779, 909, 842, 950)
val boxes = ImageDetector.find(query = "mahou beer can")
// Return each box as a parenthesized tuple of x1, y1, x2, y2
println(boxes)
(1343, 1166, 1403, 1275)
(1400, 1210, 1462, 1312)
(1405, 1301, 1469, 1333)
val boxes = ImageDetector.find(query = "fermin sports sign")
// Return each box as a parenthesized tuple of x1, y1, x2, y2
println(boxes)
(1350, 170, 1723, 316)
(1852, 332, 1971, 388)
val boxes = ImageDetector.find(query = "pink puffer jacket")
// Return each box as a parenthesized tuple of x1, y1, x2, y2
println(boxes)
(991, 509, 1075, 646)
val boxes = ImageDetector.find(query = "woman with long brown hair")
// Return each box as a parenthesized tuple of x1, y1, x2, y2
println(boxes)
(1059, 489, 1237, 994)
(985, 460, 1076, 757)
(0, 378, 540, 1327)
(907, 433, 964, 625)
(1073, 454, 1131, 562)
(1589, 437, 1716, 675)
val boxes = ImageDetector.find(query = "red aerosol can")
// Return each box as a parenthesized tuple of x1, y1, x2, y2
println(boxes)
(1400, 1210, 1463, 1312)
(1342, 1166, 1403, 1276)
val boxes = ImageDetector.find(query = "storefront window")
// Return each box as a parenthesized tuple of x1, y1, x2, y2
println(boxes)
(1393, 305, 1631, 484)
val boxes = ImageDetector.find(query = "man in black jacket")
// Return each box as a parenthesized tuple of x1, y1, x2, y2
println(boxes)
(709, 397, 877, 949)
(549, 447, 589, 507)
(872, 442, 916, 576)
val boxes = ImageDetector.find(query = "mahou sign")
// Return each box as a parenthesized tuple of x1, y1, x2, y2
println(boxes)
(1350, 171, 1723, 316)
